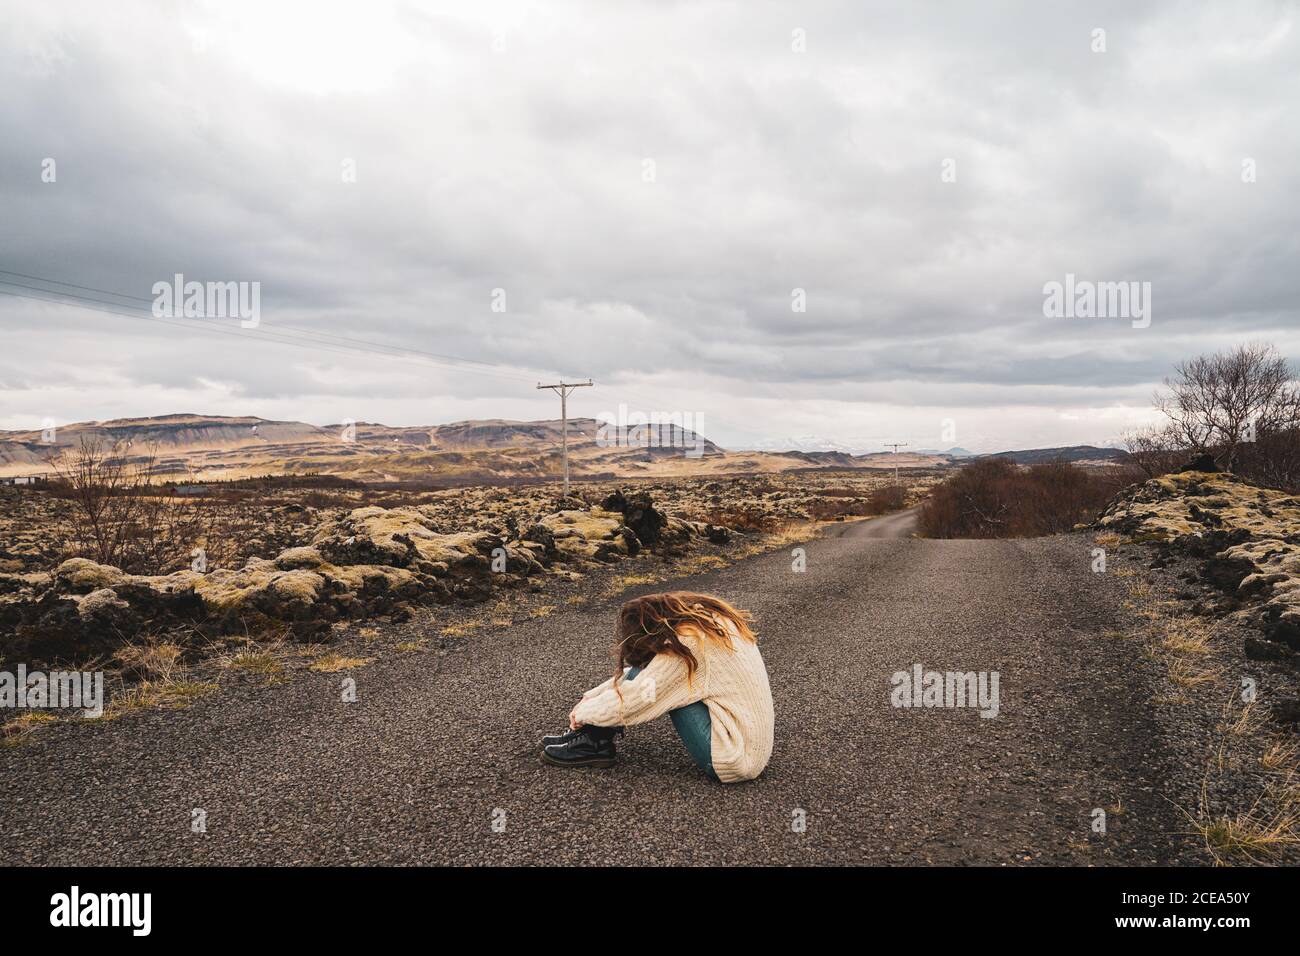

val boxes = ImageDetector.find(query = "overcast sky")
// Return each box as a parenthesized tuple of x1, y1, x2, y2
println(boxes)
(2, 0, 1297, 453)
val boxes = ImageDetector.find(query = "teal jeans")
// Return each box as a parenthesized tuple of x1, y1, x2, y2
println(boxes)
(625, 665, 718, 780)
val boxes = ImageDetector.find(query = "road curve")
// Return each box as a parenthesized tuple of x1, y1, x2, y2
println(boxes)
(836, 506, 919, 539)
(0, 511, 1187, 865)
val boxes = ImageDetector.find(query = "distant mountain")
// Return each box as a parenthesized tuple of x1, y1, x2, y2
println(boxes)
(0, 415, 1133, 483)
(913, 446, 974, 457)
(0, 414, 727, 482)
(744, 436, 873, 455)
(973, 445, 1131, 466)
(0, 413, 921, 483)
(771, 450, 864, 468)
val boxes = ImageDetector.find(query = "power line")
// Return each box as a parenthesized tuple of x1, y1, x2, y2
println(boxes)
(0, 269, 706, 415)
(0, 274, 546, 385)
(0, 268, 155, 302)
(0, 273, 542, 381)
(0, 286, 414, 371)
(0, 267, 759, 448)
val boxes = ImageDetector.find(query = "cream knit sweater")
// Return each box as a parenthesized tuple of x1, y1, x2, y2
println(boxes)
(572, 620, 774, 783)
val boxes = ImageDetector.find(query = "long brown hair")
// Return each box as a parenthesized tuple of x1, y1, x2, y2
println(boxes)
(613, 591, 756, 690)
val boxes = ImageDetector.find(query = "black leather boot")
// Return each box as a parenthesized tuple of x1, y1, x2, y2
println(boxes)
(541, 725, 621, 768)
(541, 725, 622, 747)
(541, 727, 581, 747)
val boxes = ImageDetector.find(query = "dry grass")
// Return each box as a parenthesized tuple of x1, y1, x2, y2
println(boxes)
(440, 620, 483, 637)
(92, 638, 221, 719)
(1262, 739, 1300, 772)
(1168, 657, 1221, 689)
(395, 640, 427, 653)
(1217, 696, 1266, 739)
(102, 679, 218, 718)
(607, 573, 664, 594)
(1190, 785, 1300, 865)
(308, 652, 373, 673)
(1196, 814, 1298, 863)
(1094, 531, 1123, 549)
(1133, 598, 1181, 624)
(1126, 579, 1154, 599)
(114, 641, 185, 682)
(222, 648, 284, 677)
(0, 711, 58, 747)
(1212, 697, 1266, 773)
(675, 554, 730, 574)
(528, 604, 557, 619)
(1173, 676, 1300, 861)
(738, 521, 820, 556)
(1129, 584, 1226, 697)
(1160, 617, 1217, 656)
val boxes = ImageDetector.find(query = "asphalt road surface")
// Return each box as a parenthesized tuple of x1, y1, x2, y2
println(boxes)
(1, 510, 1188, 865)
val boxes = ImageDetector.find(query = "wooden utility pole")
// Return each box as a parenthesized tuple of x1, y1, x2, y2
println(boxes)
(884, 442, 909, 484)
(536, 380, 593, 496)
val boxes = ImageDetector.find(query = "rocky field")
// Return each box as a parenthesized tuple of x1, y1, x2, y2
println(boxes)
(1095, 468, 1300, 862)
(0, 471, 934, 681)
(1098, 469, 1300, 658)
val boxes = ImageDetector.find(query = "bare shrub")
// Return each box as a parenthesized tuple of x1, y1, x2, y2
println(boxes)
(815, 487, 862, 498)
(1237, 426, 1300, 493)
(1122, 423, 1185, 479)
(47, 437, 161, 570)
(47, 436, 253, 574)
(919, 459, 1137, 538)
(701, 503, 784, 534)
(805, 497, 869, 520)
(864, 484, 908, 515)
(298, 490, 357, 510)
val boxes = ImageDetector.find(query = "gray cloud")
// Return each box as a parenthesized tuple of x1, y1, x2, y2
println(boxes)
(1, 0, 1297, 452)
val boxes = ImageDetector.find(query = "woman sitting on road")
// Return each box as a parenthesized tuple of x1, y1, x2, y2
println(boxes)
(542, 591, 774, 783)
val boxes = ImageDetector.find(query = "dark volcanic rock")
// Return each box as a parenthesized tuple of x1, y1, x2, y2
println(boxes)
(1181, 527, 1251, 559)
(1244, 636, 1295, 662)
(1261, 607, 1300, 651)
(1272, 698, 1300, 725)
(600, 489, 668, 546)
(1187, 503, 1223, 528)
(1202, 553, 1255, 592)
(521, 523, 558, 559)
(1178, 453, 1220, 473)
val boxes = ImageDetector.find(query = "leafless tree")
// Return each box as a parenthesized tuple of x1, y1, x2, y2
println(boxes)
(48, 436, 152, 568)
(1238, 423, 1300, 492)
(1121, 423, 1185, 479)
(1135, 341, 1300, 489)
(1155, 342, 1300, 473)
(47, 437, 214, 573)
(1159, 343, 1300, 468)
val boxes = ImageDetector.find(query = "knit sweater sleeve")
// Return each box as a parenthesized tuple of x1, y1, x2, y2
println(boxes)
(580, 668, 629, 700)
(572, 648, 705, 728)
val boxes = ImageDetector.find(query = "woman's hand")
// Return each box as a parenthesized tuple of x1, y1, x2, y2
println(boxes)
(568, 705, 583, 731)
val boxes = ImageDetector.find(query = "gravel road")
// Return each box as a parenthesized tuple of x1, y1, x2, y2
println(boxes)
(1, 511, 1191, 865)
